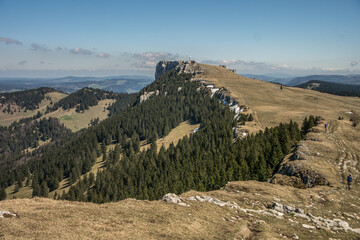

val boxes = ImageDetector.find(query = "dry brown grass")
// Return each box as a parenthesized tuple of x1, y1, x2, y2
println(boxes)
(1, 176, 359, 239)
(141, 120, 200, 152)
(196, 64, 360, 131)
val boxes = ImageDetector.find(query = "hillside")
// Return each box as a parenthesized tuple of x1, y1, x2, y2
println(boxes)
(0, 88, 67, 126)
(192, 63, 360, 131)
(1, 118, 359, 239)
(0, 62, 360, 239)
(287, 74, 360, 86)
(296, 80, 360, 97)
(0, 87, 135, 131)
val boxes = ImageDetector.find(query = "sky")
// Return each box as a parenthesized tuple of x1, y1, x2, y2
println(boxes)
(0, 0, 360, 78)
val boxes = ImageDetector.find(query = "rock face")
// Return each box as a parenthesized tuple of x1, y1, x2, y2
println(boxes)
(138, 90, 159, 103)
(155, 60, 199, 79)
(276, 161, 329, 188)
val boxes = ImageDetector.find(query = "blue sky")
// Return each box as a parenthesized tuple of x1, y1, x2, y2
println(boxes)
(0, 0, 359, 78)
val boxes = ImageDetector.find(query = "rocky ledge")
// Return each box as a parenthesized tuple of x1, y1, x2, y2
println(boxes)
(155, 60, 201, 79)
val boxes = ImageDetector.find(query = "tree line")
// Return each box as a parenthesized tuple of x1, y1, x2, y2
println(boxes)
(47, 87, 120, 113)
(296, 80, 360, 97)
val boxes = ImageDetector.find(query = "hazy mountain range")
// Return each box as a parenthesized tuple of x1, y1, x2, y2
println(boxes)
(0, 76, 154, 93)
(243, 74, 360, 86)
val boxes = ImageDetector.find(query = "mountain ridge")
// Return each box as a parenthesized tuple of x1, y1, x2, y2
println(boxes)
(0, 61, 359, 239)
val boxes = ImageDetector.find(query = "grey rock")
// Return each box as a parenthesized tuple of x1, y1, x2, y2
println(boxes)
(292, 234, 299, 239)
(162, 193, 183, 204)
(295, 208, 305, 214)
(138, 91, 155, 103)
(272, 202, 300, 214)
(155, 60, 197, 79)
(302, 224, 315, 229)
(0, 211, 16, 218)
(277, 161, 329, 188)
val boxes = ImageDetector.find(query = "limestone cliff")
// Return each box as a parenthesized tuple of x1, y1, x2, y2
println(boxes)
(155, 60, 201, 79)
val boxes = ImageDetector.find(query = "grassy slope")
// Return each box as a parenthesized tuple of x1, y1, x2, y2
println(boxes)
(0, 92, 115, 132)
(0, 92, 67, 126)
(140, 120, 200, 152)
(43, 99, 115, 132)
(197, 64, 360, 131)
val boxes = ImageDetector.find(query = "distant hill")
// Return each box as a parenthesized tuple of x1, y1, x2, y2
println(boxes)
(242, 74, 291, 85)
(296, 80, 360, 97)
(0, 87, 60, 111)
(0, 76, 153, 93)
(287, 74, 360, 86)
(49, 87, 119, 113)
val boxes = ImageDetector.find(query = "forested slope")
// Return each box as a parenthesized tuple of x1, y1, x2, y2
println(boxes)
(48, 87, 120, 113)
(0, 87, 59, 112)
(296, 80, 360, 97)
(0, 71, 316, 203)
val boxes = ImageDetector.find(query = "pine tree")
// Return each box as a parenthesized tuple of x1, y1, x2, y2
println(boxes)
(40, 181, 49, 197)
(32, 184, 41, 197)
(14, 182, 20, 193)
(0, 188, 7, 200)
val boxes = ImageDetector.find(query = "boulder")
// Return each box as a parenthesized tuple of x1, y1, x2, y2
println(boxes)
(162, 193, 182, 204)
(0, 211, 16, 218)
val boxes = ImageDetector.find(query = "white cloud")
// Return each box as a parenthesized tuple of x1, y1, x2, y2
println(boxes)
(96, 52, 111, 58)
(70, 48, 93, 55)
(126, 51, 181, 69)
(56, 47, 68, 51)
(0, 37, 22, 45)
(31, 43, 51, 52)
(351, 61, 358, 67)
(201, 59, 359, 76)
(131, 61, 158, 69)
(130, 51, 180, 62)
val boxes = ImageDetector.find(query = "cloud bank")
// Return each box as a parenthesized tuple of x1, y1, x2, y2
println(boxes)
(128, 51, 181, 69)
(0, 37, 22, 45)
(96, 52, 111, 58)
(31, 43, 51, 52)
(70, 48, 93, 55)
(200, 59, 360, 76)
(351, 61, 358, 67)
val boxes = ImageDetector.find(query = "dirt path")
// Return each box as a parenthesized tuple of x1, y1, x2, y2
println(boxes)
(325, 120, 358, 185)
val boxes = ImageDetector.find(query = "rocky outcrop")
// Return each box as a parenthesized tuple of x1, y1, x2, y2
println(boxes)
(276, 161, 329, 188)
(138, 90, 159, 103)
(155, 60, 200, 79)
(162, 193, 183, 204)
(0, 210, 16, 218)
(272, 202, 304, 214)
(291, 143, 311, 160)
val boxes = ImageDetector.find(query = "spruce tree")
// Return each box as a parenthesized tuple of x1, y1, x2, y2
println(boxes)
(40, 181, 49, 198)
(0, 188, 7, 200)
